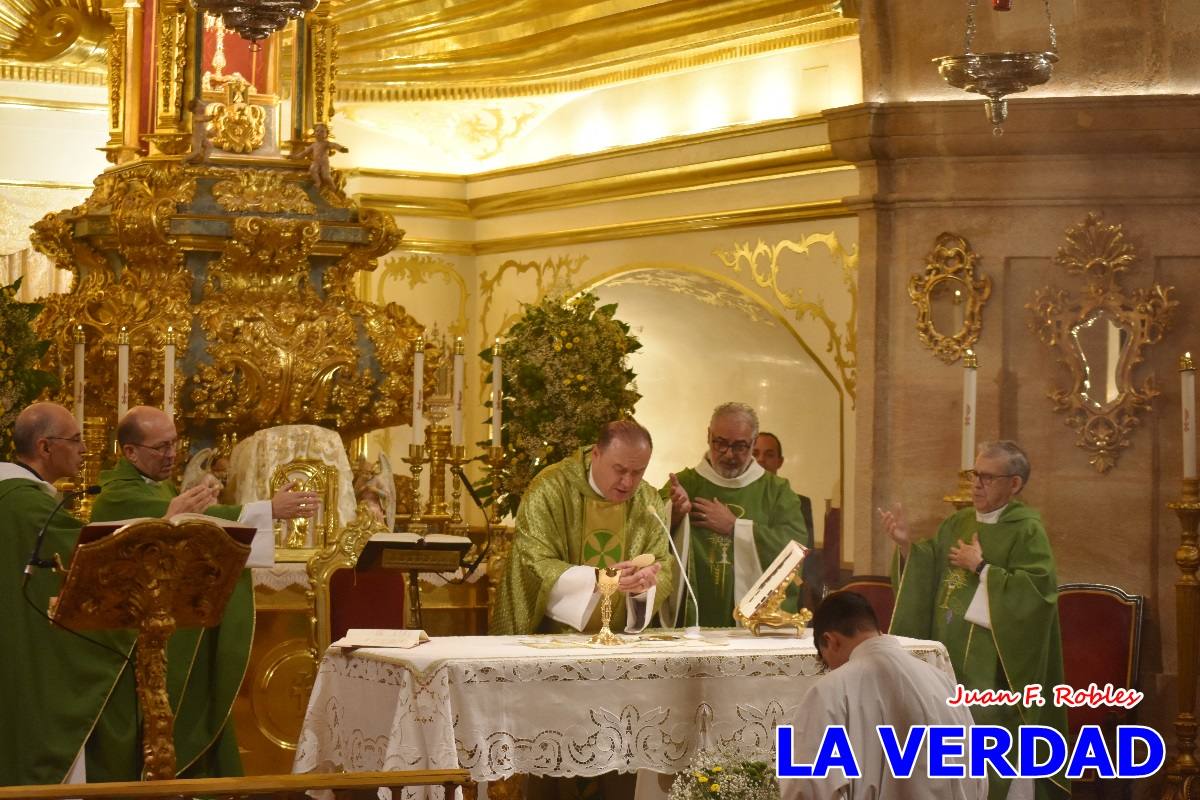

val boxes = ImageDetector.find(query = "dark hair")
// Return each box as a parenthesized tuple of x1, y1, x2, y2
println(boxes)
(757, 431, 782, 457)
(596, 418, 652, 451)
(812, 591, 880, 650)
(978, 439, 1031, 488)
(116, 413, 144, 447)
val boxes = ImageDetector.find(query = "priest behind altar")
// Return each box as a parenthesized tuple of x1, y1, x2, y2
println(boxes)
(661, 402, 808, 628)
(88, 405, 320, 779)
(491, 419, 675, 636)
(0, 402, 137, 785)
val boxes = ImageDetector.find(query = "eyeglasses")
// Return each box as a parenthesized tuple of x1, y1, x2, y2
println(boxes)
(131, 440, 178, 456)
(709, 437, 752, 455)
(46, 435, 84, 447)
(966, 469, 1015, 486)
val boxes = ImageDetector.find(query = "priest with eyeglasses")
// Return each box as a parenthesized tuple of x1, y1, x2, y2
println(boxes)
(661, 401, 809, 628)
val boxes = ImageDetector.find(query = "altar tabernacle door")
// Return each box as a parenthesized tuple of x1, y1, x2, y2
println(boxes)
(51, 518, 253, 780)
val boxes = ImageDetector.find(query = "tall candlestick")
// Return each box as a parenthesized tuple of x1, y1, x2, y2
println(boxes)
(164, 326, 176, 420)
(117, 326, 130, 419)
(452, 337, 465, 446)
(1184, 352, 1197, 480)
(73, 326, 85, 426)
(961, 349, 978, 471)
(491, 338, 503, 448)
(411, 336, 425, 445)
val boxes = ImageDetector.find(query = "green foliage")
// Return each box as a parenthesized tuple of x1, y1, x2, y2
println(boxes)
(668, 745, 780, 800)
(481, 292, 641, 518)
(0, 279, 59, 458)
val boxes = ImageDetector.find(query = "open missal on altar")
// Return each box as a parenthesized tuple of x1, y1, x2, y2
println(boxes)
(77, 513, 273, 568)
(736, 539, 807, 621)
(330, 628, 430, 649)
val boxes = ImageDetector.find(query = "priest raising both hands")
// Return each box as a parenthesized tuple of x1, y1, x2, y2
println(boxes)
(491, 419, 675, 635)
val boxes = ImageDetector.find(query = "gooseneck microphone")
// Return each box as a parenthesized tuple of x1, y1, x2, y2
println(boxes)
(651, 509, 703, 640)
(23, 485, 101, 586)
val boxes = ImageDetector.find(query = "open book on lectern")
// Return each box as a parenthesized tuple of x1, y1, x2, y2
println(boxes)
(736, 539, 809, 621)
(77, 513, 269, 566)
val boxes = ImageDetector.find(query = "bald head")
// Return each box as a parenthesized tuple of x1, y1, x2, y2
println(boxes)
(118, 406, 179, 480)
(13, 402, 84, 482)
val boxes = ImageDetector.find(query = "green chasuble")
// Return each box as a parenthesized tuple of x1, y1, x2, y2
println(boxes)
(0, 471, 136, 785)
(89, 457, 254, 779)
(889, 501, 1070, 800)
(666, 462, 807, 628)
(491, 447, 675, 636)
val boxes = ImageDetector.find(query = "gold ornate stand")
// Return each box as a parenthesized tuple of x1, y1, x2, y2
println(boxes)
(1164, 478, 1200, 800)
(732, 561, 812, 636)
(943, 469, 974, 510)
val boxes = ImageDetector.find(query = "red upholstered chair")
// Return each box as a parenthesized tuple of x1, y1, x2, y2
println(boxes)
(837, 575, 895, 634)
(821, 506, 842, 590)
(1057, 583, 1144, 797)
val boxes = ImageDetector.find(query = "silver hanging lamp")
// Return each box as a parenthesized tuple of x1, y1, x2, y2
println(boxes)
(933, 0, 1058, 135)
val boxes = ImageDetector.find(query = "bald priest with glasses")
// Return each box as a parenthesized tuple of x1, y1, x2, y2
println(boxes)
(88, 406, 319, 779)
(880, 440, 1069, 800)
(662, 401, 808, 628)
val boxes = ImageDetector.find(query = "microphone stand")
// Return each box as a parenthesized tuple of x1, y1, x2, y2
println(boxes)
(449, 464, 492, 579)
(22, 489, 79, 586)
(652, 510, 703, 640)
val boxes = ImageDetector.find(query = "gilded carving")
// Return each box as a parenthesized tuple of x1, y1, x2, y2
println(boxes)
(714, 233, 859, 404)
(208, 76, 267, 154)
(212, 170, 315, 213)
(1027, 213, 1177, 472)
(909, 233, 992, 365)
(106, 24, 123, 133)
(0, 1, 111, 67)
(378, 255, 469, 337)
(478, 255, 587, 347)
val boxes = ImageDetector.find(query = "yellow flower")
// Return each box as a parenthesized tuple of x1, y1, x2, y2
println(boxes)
(695, 774, 707, 783)
(710, 784, 720, 793)
(711, 766, 722, 772)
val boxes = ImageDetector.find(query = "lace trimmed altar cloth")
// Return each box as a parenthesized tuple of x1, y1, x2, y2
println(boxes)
(293, 630, 953, 797)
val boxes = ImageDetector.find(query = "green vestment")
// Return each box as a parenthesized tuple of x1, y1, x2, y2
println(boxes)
(667, 465, 808, 628)
(89, 457, 254, 779)
(0, 472, 137, 786)
(491, 447, 675, 636)
(889, 501, 1070, 800)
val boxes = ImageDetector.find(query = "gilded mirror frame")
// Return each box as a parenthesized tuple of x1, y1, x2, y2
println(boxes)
(909, 233, 992, 364)
(1027, 213, 1177, 473)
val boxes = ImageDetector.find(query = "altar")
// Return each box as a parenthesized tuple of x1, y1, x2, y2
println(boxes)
(293, 630, 953, 797)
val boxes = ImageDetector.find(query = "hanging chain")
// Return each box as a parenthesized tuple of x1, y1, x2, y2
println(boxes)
(1043, 0, 1058, 54)
(965, 0, 978, 53)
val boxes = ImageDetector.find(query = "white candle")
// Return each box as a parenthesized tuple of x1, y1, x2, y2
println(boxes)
(452, 337, 465, 446)
(164, 327, 176, 420)
(73, 326, 85, 426)
(961, 349, 978, 471)
(411, 336, 425, 446)
(491, 338, 503, 448)
(117, 326, 130, 419)
(1184, 352, 1197, 479)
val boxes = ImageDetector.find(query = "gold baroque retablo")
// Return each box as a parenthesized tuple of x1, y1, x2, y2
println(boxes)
(213, 170, 316, 214)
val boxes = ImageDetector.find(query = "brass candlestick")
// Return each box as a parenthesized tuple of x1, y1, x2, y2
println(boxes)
(448, 444, 468, 530)
(423, 419, 451, 520)
(590, 567, 622, 646)
(403, 443, 428, 534)
(1164, 477, 1200, 800)
(75, 415, 108, 518)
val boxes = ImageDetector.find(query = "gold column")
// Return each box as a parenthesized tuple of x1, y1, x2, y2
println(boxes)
(121, 0, 145, 160)
(145, 0, 191, 155)
(1164, 489, 1200, 797)
(100, 0, 126, 161)
(306, 0, 337, 134)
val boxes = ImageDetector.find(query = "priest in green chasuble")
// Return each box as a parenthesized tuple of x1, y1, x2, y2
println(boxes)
(89, 406, 319, 779)
(662, 402, 808, 628)
(883, 440, 1069, 800)
(0, 403, 136, 786)
(492, 419, 674, 636)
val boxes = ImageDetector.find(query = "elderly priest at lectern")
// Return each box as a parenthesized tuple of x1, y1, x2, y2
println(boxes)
(492, 419, 675, 635)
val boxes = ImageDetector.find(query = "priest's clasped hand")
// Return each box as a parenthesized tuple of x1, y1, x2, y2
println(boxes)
(691, 497, 736, 536)
(948, 532, 984, 573)
(271, 481, 321, 520)
(610, 559, 661, 595)
(166, 484, 220, 517)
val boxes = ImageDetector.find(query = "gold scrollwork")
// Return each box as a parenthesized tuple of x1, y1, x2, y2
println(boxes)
(1, 0, 111, 67)
(212, 169, 315, 213)
(714, 233, 859, 404)
(208, 76, 267, 154)
(908, 233, 992, 365)
(1027, 213, 1177, 473)
(378, 255, 469, 338)
(478, 255, 587, 346)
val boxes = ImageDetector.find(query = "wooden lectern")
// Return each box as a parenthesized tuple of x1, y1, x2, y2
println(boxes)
(51, 518, 253, 781)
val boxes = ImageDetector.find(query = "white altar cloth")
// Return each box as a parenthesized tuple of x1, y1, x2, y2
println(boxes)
(294, 630, 953, 797)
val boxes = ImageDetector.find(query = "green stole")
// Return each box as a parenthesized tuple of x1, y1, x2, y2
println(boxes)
(576, 496, 629, 632)
(90, 458, 253, 779)
(890, 502, 1070, 800)
(0, 475, 136, 785)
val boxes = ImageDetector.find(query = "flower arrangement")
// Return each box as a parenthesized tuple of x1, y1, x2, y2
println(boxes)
(0, 279, 58, 458)
(483, 291, 641, 518)
(668, 744, 780, 800)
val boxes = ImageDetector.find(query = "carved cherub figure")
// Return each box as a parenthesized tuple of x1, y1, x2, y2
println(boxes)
(183, 98, 214, 165)
(291, 123, 348, 191)
(352, 452, 395, 531)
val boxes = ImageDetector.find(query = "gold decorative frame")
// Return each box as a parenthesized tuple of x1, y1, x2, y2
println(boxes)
(269, 459, 341, 562)
(1027, 213, 1177, 473)
(909, 233, 991, 365)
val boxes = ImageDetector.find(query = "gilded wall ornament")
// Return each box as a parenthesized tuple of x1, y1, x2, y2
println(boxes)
(377, 255, 469, 337)
(212, 169, 315, 214)
(208, 76, 267, 154)
(479, 255, 587, 347)
(714, 232, 858, 404)
(909, 233, 991, 365)
(1027, 213, 1177, 473)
